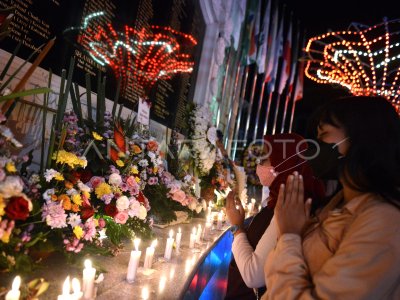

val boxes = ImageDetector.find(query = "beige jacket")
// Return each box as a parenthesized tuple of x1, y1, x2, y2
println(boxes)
(262, 191, 400, 300)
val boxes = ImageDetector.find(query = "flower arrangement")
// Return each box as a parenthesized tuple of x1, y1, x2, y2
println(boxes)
(187, 103, 217, 177)
(242, 144, 263, 186)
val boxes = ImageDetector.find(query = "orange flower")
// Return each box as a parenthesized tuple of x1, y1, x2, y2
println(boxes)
(132, 144, 142, 154)
(71, 204, 80, 212)
(147, 140, 158, 151)
(58, 194, 70, 203)
(51, 194, 58, 201)
(65, 181, 74, 189)
(62, 198, 72, 210)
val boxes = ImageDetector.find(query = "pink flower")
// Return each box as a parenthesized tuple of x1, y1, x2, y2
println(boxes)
(98, 218, 106, 228)
(126, 176, 138, 188)
(88, 176, 105, 189)
(114, 211, 129, 224)
(170, 190, 187, 204)
(148, 177, 158, 185)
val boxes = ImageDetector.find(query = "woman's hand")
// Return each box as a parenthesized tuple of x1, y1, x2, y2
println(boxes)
(225, 191, 245, 227)
(275, 172, 312, 236)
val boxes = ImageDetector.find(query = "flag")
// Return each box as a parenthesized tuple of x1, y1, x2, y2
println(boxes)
(265, 7, 284, 93)
(256, 0, 272, 73)
(232, 0, 247, 50)
(241, 0, 260, 65)
(287, 23, 300, 96)
(248, 0, 261, 64)
(277, 18, 292, 94)
(294, 58, 305, 101)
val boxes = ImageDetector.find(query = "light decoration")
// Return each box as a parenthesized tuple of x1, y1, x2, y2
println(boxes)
(74, 11, 196, 96)
(305, 18, 400, 113)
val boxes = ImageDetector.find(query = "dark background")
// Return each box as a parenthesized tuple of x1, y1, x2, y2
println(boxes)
(285, 0, 399, 136)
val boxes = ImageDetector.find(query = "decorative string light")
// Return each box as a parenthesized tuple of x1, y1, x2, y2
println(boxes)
(66, 11, 196, 97)
(305, 19, 400, 112)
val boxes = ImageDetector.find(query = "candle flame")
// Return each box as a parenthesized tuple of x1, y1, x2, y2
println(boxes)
(159, 276, 167, 292)
(72, 278, 81, 294)
(192, 227, 196, 235)
(62, 276, 70, 295)
(169, 229, 174, 238)
(178, 227, 181, 233)
(151, 239, 158, 248)
(84, 259, 92, 269)
(12, 276, 21, 291)
(134, 238, 141, 251)
(142, 286, 149, 299)
(251, 198, 256, 204)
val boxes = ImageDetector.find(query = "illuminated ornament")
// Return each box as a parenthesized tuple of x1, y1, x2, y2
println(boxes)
(70, 11, 197, 98)
(305, 18, 400, 113)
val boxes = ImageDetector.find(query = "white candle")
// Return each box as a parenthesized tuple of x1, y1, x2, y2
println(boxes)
(164, 230, 174, 260)
(142, 286, 149, 300)
(58, 276, 71, 300)
(72, 278, 83, 300)
(189, 227, 196, 249)
(143, 239, 157, 269)
(217, 211, 223, 230)
(175, 228, 182, 250)
(5, 276, 21, 300)
(127, 238, 142, 283)
(82, 259, 96, 300)
(195, 224, 202, 243)
(203, 221, 212, 240)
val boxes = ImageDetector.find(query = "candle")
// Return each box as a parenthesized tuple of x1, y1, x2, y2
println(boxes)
(189, 227, 196, 249)
(258, 204, 262, 212)
(142, 286, 149, 300)
(72, 278, 83, 300)
(58, 276, 71, 300)
(175, 228, 182, 251)
(82, 259, 96, 300)
(164, 230, 174, 260)
(159, 275, 167, 292)
(143, 239, 157, 269)
(217, 211, 223, 230)
(195, 224, 202, 243)
(203, 221, 212, 240)
(127, 238, 142, 283)
(5, 276, 21, 300)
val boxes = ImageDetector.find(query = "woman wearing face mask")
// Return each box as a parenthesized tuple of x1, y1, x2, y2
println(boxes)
(261, 96, 400, 299)
(225, 133, 325, 300)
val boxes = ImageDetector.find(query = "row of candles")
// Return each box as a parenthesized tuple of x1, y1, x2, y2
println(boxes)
(5, 259, 96, 300)
(5, 210, 228, 300)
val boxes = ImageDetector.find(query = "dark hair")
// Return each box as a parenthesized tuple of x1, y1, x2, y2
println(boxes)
(217, 129, 224, 141)
(316, 96, 400, 208)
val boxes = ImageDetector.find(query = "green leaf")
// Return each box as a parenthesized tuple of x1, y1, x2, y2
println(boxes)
(0, 87, 51, 102)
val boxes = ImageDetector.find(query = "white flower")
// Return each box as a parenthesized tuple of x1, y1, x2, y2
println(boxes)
(44, 169, 61, 182)
(68, 213, 82, 227)
(139, 159, 149, 167)
(79, 157, 88, 168)
(77, 181, 91, 192)
(66, 188, 78, 196)
(43, 188, 55, 201)
(116, 195, 130, 212)
(0, 176, 24, 198)
(108, 173, 122, 186)
(147, 152, 156, 160)
(138, 205, 147, 220)
(29, 174, 41, 184)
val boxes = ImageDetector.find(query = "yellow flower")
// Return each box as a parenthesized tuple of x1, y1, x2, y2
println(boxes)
(71, 194, 83, 206)
(52, 150, 87, 169)
(5, 162, 16, 173)
(95, 182, 112, 199)
(94, 219, 99, 227)
(153, 167, 158, 174)
(92, 132, 103, 141)
(116, 160, 124, 167)
(82, 191, 90, 200)
(130, 166, 139, 174)
(54, 173, 65, 181)
(73, 226, 84, 239)
(118, 152, 126, 158)
(0, 195, 5, 217)
(135, 177, 141, 183)
(1, 231, 11, 243)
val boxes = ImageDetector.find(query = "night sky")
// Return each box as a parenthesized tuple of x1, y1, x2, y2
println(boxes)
(283, 0, 400, 135)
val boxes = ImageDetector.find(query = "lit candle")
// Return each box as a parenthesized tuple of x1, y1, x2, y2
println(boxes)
(142, 286, 149, 300)
(72, 278, 82, 300)
(164, 230, 174, 260)
(58, 276, 71, 300)
(258, 204, 262, 212)
(203, 221, 212, 240)
(189, 227, 196, 249)
(217, 211, 223, 230)
(5, 276, 21, 300)
(82, 259, 96, 300)
(175, 228, 182, 251)
(159, 275, 167, 293)
(127, 238, 142, 283)
(195, 224, 202, 244)
(143, 239, 157, 269)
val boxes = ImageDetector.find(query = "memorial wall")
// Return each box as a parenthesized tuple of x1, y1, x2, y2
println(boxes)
(0, 0, 205, 130)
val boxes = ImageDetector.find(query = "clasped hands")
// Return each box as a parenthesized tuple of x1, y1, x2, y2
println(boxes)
(225, 171, 312, 236)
